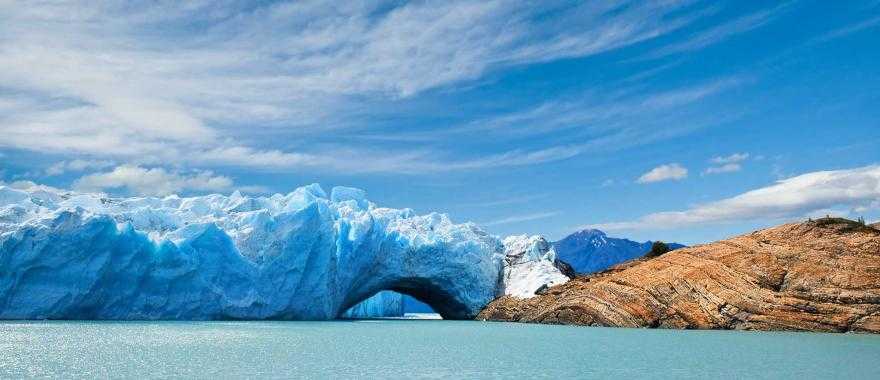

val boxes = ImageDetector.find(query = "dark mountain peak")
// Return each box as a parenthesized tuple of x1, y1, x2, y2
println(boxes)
(553, 229, 684, 275)
(562, 228, 607, 243)
(572, 228, 606, 238)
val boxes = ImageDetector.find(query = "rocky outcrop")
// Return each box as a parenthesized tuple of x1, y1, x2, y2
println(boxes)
(478, 218, 880, 333)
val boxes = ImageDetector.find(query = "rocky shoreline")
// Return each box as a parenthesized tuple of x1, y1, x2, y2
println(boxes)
(478, 218, 880, 333)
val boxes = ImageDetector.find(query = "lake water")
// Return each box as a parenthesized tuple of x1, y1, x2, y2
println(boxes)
(2, 320, 879, 379)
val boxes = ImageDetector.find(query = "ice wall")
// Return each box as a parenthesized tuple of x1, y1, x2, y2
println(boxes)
(0, 184, 567, 320)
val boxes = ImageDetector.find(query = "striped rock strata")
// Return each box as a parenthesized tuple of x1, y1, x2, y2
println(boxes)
(478, 218, 880, 333)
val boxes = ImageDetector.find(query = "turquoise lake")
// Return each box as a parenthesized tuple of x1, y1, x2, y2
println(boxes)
(2, 320, 879, 379)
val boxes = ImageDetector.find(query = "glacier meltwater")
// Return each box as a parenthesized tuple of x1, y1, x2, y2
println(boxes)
(0, 183, 568, 320)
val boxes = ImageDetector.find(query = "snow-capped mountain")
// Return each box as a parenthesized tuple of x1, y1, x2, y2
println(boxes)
(553, 229, 684, 274)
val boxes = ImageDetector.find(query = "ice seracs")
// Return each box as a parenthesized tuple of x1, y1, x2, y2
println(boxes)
(501, 235, 571, 298)
(0, 183, 567, 320)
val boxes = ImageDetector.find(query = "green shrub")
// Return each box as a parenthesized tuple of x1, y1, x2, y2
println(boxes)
(645, 241, 670, 258)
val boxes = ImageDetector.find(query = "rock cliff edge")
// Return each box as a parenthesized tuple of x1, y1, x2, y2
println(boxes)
(478, 218, 880, 333)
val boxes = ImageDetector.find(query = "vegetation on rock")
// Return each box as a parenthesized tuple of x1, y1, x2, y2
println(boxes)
(478, 218, 880, 333)
(644, 241, 671, 258)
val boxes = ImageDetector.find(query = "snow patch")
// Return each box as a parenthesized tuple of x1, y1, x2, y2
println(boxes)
(501, 235, 569, 298)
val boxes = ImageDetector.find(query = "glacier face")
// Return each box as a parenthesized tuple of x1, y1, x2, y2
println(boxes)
(0, 183, 566, 320)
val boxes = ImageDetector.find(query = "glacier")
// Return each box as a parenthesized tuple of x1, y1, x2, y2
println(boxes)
(342, 291, 405, 318)
(0, 183, 568, 320)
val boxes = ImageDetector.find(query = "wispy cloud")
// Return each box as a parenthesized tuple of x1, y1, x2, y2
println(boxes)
(642, 4, 790, 60)
(704, 152, 749, 175)
(359, 77, 747, 172)
(0, 1, 707, 175)
(451, 78, 743, 139)
(710, 153, 750, 164)
(704, 163, 741, 174)
(637, 163, 688, 184)
(591, 164, 880, 231)
(809, 15, 880, 45)
(481, 211, 561, 227)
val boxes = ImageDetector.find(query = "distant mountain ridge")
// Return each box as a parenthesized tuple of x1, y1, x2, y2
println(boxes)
(553, 229, 684, 274)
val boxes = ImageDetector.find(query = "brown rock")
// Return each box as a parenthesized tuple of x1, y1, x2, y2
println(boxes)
(478, 219, 880, 333)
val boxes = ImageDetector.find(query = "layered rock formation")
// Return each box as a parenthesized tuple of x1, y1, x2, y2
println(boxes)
(478, 218, 880, 333)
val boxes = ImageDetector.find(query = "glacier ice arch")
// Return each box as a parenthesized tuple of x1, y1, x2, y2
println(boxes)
(342, 292, 437, 319)
(0, 184, 568, 320)
(341, 280, 461, 319)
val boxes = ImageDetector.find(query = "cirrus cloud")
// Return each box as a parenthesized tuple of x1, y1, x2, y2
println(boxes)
(0, 0, 711, 176)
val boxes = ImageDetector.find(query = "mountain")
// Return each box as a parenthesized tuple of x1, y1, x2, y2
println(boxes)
(479, 218, 880, 333)
(553, 229, 684, 274)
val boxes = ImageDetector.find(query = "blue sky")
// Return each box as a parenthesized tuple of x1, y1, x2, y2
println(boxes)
(1, 1, 878, 244)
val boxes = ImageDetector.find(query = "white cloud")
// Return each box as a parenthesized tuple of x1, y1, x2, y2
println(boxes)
(0, 1, 707, 174)
(481, 211, 561, 227)
(592, 164, 880, 231)
(637, 163, 688, 184)
(367, 77, 745, 172)
(46, 159, 115, 176)
(704, 163, 741, 174)
(451, 78, 743, 139)
(704, 152, 749, 175)
(810, 15, 880, 45)
(73, 165, 234, 196)
(710, 152, 749, 164)
(643, 5, 789, 59)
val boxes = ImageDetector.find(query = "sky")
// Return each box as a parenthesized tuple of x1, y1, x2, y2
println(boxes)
(1, 0, 878, 244)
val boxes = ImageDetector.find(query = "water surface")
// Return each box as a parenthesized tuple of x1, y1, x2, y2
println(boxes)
(1, 321, 878, 379)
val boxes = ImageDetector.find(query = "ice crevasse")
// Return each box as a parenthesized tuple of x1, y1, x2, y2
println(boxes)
(0, 183, 569, 320)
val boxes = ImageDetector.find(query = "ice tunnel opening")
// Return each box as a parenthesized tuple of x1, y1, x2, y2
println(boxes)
(341, 291, 440, 319)
(339, 278, 473, 320)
